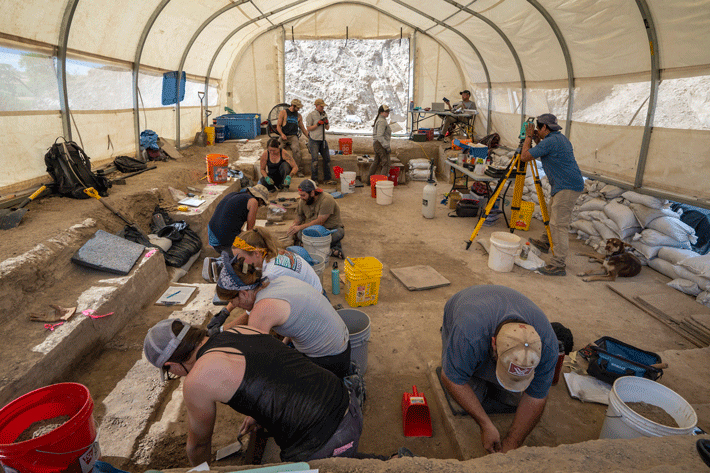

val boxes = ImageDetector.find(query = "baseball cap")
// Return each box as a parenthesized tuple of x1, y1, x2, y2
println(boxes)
(537, 113, 562, 131)
(298, 179, 323, 194)
(291, 99, 303, 109)
(495, 323, 542, 392)
(314, 99, 327, 107)
(460, 90, 471, 95)
(381, 104, 390, 112)
(143, 318, 191, 381)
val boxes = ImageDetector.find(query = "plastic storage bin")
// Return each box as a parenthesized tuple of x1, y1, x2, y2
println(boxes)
(214, 113, 261, 140)
(344, 257, 383, 307)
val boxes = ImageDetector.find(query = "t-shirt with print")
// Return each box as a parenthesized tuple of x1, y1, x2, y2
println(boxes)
(296, 192, 343, 230)
(262, 250, 323, 293)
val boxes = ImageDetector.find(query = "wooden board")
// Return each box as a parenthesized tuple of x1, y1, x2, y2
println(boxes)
(390, 265, 451, 291)
(637, 291, 710, 324)
(158, 137, 183, 159)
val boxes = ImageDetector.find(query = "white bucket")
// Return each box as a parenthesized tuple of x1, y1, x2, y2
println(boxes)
(599, 377, 697, 439)
(488, 232, 521, 272)
(302, 232, 332, 262)
(337, 309, 371, 373)
(340, 171, 356, 194)
(375, 180, 394, 205)
(310, 253, 327, 283)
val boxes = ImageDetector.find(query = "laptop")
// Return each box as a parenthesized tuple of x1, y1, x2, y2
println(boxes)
(431, 102, 446, 112)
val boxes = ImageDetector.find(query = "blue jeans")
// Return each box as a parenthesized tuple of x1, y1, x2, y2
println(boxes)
(308, 138, 331, 181)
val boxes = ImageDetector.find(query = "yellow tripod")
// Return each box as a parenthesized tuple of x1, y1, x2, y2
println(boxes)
(465, 135, 553, 252)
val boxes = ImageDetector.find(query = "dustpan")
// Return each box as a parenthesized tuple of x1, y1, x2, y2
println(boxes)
(401, 385, 432, 437)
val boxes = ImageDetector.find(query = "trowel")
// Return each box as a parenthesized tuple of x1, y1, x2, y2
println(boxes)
(215, 434, 245, 461)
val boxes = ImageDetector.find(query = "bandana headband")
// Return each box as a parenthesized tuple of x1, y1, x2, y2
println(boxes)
(217, 252, 262, 292)
(232, 237, 267, 258)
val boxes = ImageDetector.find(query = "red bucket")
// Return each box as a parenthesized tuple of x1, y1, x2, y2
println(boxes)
(206, 154, 229, 184)
(369, 175, 387, 198)
(387, 167, 400, 186)
(338, 138, 352, 155)
(0, 383, 98, 473)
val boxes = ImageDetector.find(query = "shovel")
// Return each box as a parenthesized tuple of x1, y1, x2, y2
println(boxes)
(194, 91, 207, 147)
(0, 185, 51, 230)
(83, 187, 147, 236)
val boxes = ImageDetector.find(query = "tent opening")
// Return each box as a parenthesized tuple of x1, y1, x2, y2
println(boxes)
(284, 38, 411, 134)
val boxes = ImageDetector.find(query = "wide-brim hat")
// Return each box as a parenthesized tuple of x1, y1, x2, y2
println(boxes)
(315, 99, 327, 107)
(248, 184, 269, 205)
(291, 99, 303, 109)
(495, 323, 542, 392)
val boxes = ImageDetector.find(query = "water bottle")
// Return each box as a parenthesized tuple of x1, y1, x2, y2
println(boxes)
(331, 262, 340, 295)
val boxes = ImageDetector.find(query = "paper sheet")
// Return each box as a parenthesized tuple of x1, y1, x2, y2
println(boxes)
(155, 286, 197, 305)
(564, 372, 611, 405)
(178, 197, 206, 207)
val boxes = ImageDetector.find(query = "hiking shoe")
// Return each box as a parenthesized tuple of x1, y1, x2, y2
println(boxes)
(528, 238, 550, 254)
(202, 257, 214, 281)
(538, 264, 566, 276)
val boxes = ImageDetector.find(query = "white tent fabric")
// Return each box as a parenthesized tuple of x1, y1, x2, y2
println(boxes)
(0, 0, 708, 207)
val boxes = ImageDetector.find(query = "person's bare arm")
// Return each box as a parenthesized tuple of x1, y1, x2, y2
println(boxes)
(260, 150, 269, 179)
(500, 394, 547, 453)
(184, 375, 218, 465)
(298, 115, 309, 138)
(245, 198, 259, 230)
(247, 298, 290, 333)
(287, 213, 329, 236)
(440, 370, 501, 453)
(283, 150, 298, 175)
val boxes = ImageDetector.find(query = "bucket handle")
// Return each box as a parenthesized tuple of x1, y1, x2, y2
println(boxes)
(36, 439, 98, 455)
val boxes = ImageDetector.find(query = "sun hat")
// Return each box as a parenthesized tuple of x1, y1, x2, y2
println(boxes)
(495, 323, 542, 392)
(536, 113, 562, 131)
(248, 184, 269, 205)
(143, 318, 191, 381)
(314, 99, 327, 107)
(291, 99, 303, 108)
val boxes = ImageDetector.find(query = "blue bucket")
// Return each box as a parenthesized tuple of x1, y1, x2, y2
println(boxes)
(214, 125, 226, 143)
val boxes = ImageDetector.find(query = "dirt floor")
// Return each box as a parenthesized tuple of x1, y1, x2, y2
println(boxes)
(1, 135, 709, 472)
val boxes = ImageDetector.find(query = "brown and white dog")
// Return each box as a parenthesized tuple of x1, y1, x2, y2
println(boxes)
(577, 238, 642, 282)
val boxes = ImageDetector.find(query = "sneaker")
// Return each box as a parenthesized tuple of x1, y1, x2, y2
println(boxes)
(202, 257, 213, 281)
(528, 238, 550, 254)
(538, 264, 566, 276)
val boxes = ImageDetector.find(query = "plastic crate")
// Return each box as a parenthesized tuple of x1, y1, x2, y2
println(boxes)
(214, 113, 261, 140)
(511, 200, 535, 231)
(469, 146, 488, 160)
(344, 257, 383, 307)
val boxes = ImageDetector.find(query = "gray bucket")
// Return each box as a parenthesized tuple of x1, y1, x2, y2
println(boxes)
(337, 309, 371, 373)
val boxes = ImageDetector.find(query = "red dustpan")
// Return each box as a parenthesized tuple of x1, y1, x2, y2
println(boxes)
(402, 385, 432, 437)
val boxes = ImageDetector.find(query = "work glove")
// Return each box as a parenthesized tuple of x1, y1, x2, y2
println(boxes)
(322, 118, 329, 125)
(207, 308, 230, 337)
(265, 176, 274, 185)
(318, 120, 324, 125)
(284, 175, 292, 186)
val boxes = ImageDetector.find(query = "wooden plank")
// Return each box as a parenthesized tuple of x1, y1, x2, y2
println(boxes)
(605, 284, 704, 348)
(633, 295, 707, 347)
(158, 137, 183, 159)
(637, 292, 710, 325)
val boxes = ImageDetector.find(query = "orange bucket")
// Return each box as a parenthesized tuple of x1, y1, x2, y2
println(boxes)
(206, 154, 229, 184)
(401, 385, 432, 437)
(339, 138, 353, 155)
(369, 175, 387, 198)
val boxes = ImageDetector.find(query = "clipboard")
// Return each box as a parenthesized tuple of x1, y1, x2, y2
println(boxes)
(155, 286, 197, 305)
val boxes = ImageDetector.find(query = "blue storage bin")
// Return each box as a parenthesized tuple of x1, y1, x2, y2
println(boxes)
(214, 113, 261, 140)
(469, 146, 488, 160)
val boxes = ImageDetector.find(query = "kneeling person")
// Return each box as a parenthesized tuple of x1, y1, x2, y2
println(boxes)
(440, 285, 557, 454)
(144, 318, 362, 466)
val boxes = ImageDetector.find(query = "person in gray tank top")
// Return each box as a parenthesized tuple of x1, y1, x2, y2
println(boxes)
(215, 252, 351, 377)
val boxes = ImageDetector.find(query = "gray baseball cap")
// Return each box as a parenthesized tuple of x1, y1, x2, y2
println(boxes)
(537, 113, 562, 131)
(143, 318, 191, 381)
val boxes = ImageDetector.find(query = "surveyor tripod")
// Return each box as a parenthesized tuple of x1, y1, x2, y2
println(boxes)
(464, 131, 553, 251)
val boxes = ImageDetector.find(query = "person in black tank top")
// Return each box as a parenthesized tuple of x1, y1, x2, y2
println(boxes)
(143, 319, 362, 466)
(259, 138, 298, 191)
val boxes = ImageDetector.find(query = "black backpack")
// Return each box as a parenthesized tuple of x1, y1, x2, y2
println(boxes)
(44, 138, 110, 199)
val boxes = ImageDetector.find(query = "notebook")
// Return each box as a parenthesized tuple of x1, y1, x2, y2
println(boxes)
(431, 102, 446, 112)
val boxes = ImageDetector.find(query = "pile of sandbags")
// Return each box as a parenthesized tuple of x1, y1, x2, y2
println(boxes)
(568, 180, 709, 307)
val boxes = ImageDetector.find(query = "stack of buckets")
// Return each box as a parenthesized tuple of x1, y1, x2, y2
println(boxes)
(0, 383, 99, 472)
(301, 228, 332, 266)
(369, 175, 388, 198)
(206, 154, 229, 184)
(344, 257, 383, 308)
(337, 309, 371, 373)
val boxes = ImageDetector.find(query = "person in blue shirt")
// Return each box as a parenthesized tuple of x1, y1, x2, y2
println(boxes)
(521, 113, 584, 276)
(439, 285, 558, 454)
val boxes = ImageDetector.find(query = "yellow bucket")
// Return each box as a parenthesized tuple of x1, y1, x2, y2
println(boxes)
(205, 126, 215, 146)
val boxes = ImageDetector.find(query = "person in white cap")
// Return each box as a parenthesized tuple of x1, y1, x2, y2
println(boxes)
(521, 113, 584, 276)
(277, 99, 309, 176)
(439, 285, 558, 454)
(305, 99, 337, 185)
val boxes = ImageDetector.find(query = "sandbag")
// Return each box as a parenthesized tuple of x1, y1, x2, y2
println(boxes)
(579, 198, 607, 212)
(603, 200, 639, 234)
(647, 216, 697, 244)
(633, 229, 692, 249)
(592, 220, 618, 241)
(600, 184, 624, 199)
(676, 253, 710, 278)
(667, 278, 702, 296)
(672, 265, 710, 291)
(648, 257, 678, 279)
(630, 240, 662, 260)
(621, 191, 666, 209)
(657, 247, 699, 264)
(571, 219, 598, 236)
(629, 202, 680, 228)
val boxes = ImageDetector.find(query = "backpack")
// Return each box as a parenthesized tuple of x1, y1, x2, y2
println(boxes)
(113, 155, 148, 173)
(583, 336, 663, 385)
(44, 139, 110, 199)
(449, 199, 480, 218)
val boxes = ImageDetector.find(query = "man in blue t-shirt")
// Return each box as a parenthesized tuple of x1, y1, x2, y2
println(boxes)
(440, 285, 557, 454)
(521, 113, 584, 276)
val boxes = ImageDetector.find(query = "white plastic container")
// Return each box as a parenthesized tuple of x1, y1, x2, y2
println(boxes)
(599, 377, 697, 439)
(301, 233, 332, 262)
(422, 180, 437, 219)
(340, 171, 356, 194)
(375, 180, 394, 205)
(488, 232, 521, 272)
